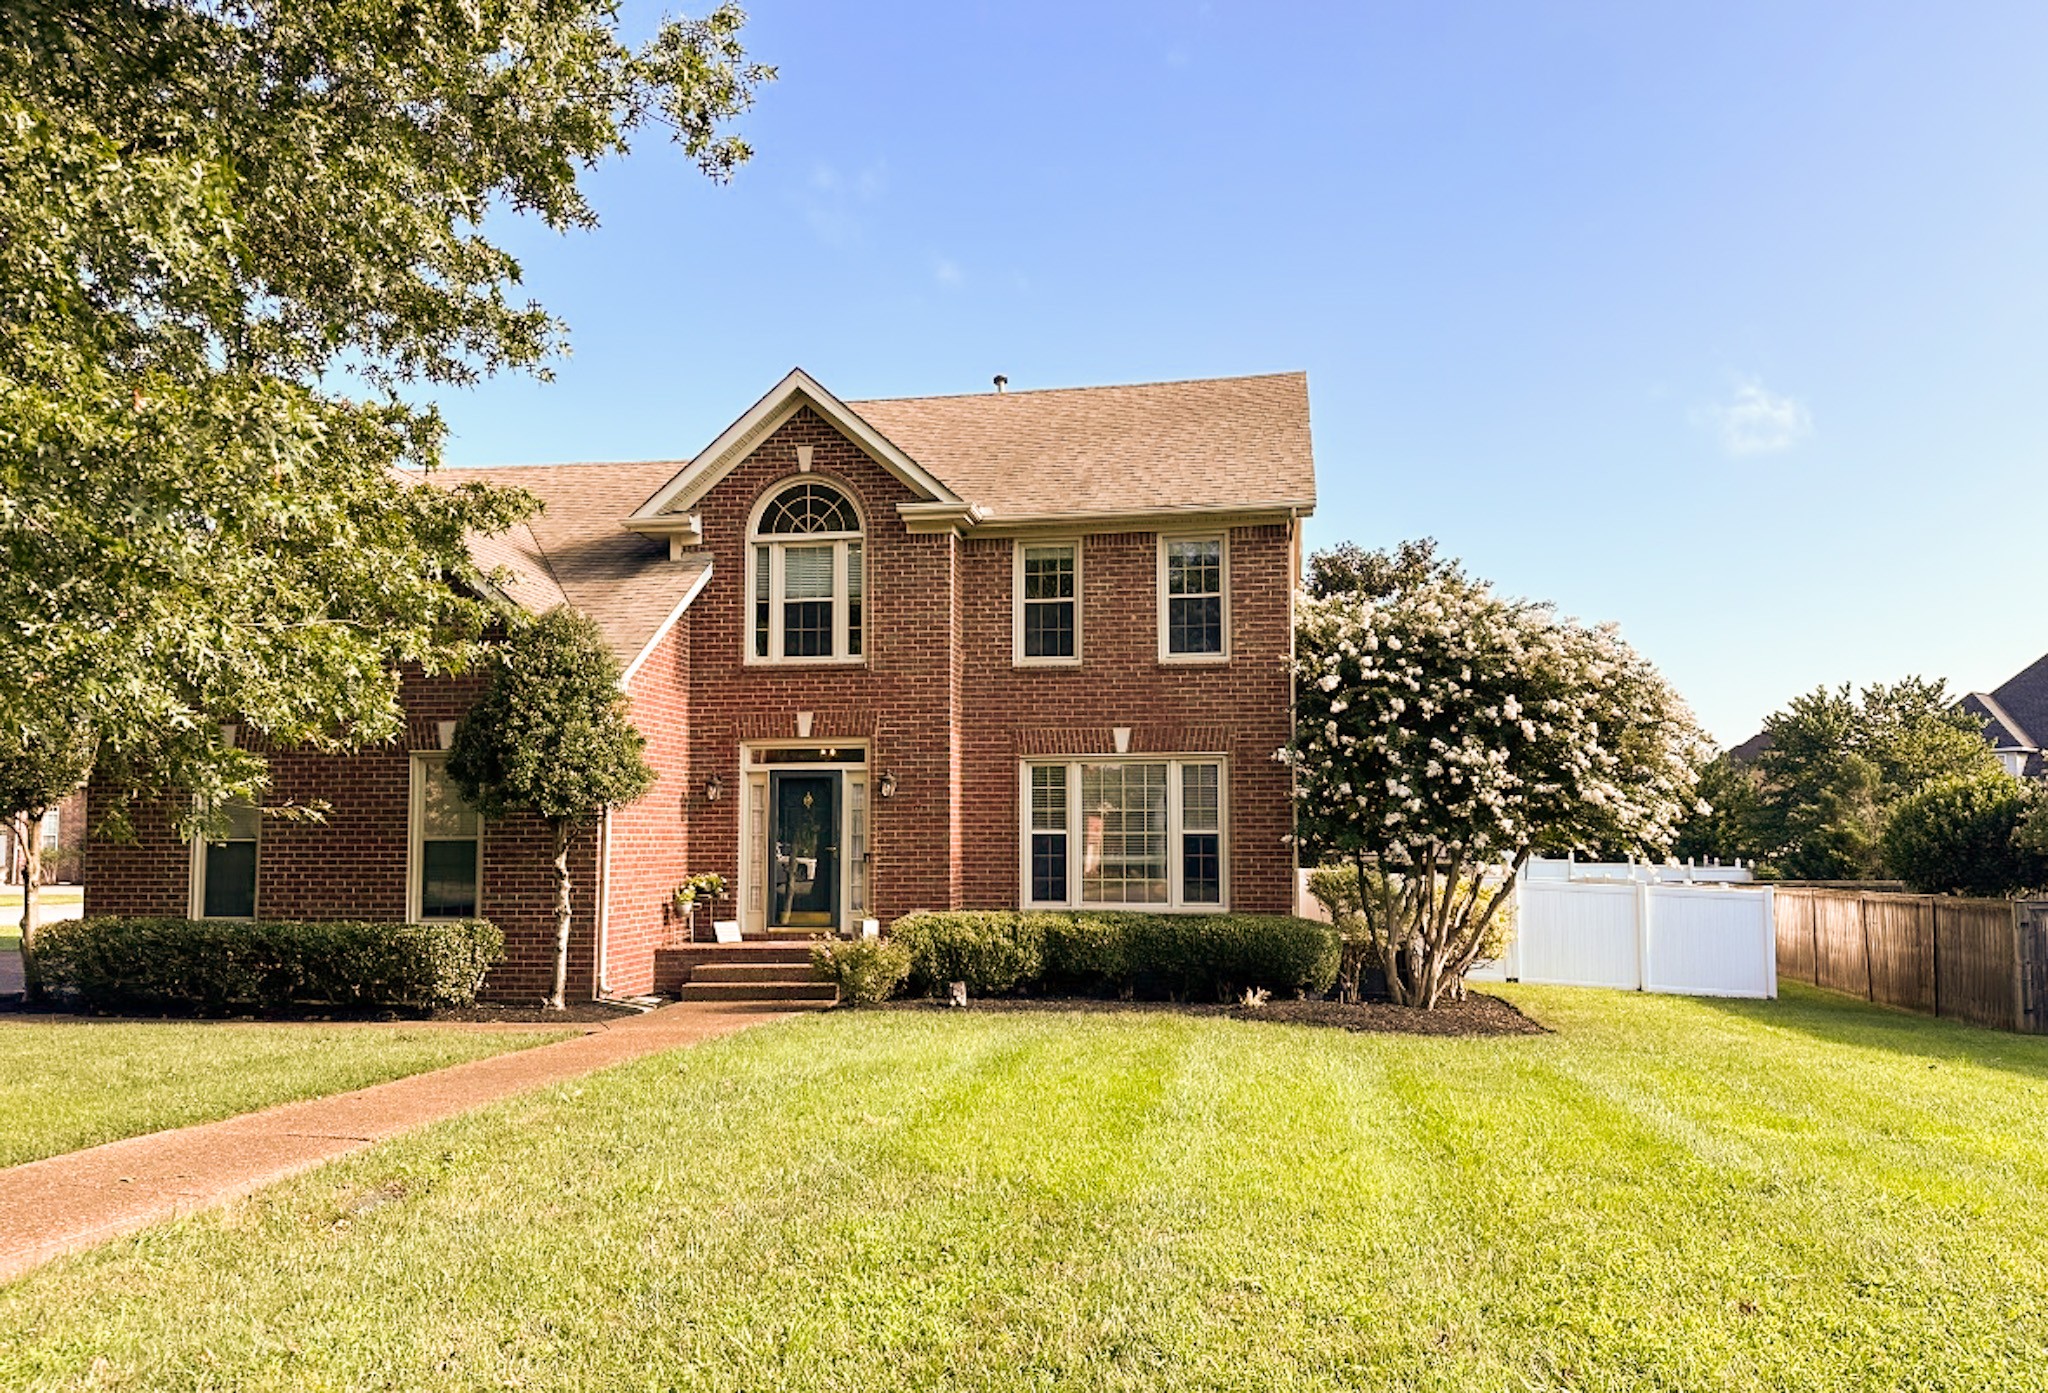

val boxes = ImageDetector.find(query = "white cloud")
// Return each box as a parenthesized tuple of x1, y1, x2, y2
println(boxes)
(1692, 378, 1814, 456)
(794, 161, 888, 248)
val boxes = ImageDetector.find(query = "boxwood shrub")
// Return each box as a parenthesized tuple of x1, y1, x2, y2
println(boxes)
(34, 916, 505, 1015)
(810, 937, 913, 1005)
(890, 910, 1339, 1002)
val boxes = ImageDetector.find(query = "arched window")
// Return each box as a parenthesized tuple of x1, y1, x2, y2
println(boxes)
(749, 480, 864, 661)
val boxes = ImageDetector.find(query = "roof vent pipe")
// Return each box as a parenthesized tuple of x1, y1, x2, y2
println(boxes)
(992, 374, 1007, 394)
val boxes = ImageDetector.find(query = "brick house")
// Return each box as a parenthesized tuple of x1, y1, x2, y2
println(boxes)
(85, 370, 1317, 1001)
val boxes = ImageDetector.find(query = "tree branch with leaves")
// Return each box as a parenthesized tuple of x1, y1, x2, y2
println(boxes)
(0, 0, 769, 830)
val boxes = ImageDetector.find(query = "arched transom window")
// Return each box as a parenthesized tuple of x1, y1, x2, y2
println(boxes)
(749, 480, 864, 661)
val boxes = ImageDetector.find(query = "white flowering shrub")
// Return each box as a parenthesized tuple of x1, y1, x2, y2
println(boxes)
(1286, 574, 1707, 1008)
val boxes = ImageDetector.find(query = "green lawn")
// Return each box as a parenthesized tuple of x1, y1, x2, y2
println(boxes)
(4, 984, 2047, 1390)
(0, 884, 82, 952)
(0, 1021, 572, 1168)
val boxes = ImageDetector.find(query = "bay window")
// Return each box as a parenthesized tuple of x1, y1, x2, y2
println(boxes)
(1022, 757, 1227, 910)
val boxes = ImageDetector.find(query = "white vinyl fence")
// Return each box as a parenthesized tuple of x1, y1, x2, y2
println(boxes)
(1468, 859, 1777, 998)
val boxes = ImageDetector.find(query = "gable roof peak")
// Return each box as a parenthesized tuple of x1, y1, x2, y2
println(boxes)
(627, 367, 961, 525)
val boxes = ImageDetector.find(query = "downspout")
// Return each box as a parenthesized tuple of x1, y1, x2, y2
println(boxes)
(595, 808, 613, 999)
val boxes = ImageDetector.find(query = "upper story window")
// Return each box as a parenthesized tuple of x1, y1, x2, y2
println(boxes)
(1014, 540, 1081, 665)
(1160, 534, 1228, 660)
(749, 481, 865, 663)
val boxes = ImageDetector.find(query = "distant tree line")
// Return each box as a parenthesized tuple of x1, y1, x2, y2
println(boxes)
(1674, 679, 2048, 897)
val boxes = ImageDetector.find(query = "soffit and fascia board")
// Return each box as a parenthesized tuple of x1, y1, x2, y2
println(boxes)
(627, 368, 962, 525)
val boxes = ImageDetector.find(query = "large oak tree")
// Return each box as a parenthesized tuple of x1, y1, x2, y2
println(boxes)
(0, 1, 768, 830)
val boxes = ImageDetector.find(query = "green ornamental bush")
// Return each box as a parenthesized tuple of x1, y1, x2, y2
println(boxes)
(809, 937, 913, 1005)
(1881, 772, 2047, 898)
(890, 911, 1339, 1001)
(891, 911, 1047, 995)
(34, 917, 504, 1014)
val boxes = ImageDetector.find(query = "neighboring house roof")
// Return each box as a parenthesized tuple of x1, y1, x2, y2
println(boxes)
(1981, 652, 2048, 751)
(426, 459, 712, 671)
(1963, 653, 2048, 776)
(1727, 730, 1772, 764)
(1958, 691, 2034, 753)
(847, 371, 1317, 523)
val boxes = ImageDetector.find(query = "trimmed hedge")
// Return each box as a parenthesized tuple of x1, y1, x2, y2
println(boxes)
(810, 937, 913, 1005)
(890, 911, 1339, 1002)
(34, 917, 505, 1015)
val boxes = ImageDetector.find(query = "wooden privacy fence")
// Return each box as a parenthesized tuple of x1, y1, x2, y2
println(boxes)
(1774, 888, 2048, 1033)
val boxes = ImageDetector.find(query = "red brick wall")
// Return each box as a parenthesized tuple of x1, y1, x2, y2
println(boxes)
(680, 407, 960, 924)
(954, 525, 1298, 913)
(81, 402, 1305, 992)
(83, 669, 603, 1003)
(674, 406, 1299, 921)
(602, 615, 693, 996)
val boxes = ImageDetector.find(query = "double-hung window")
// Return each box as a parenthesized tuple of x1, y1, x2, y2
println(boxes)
(412, 756, 482, 921)
(1014, 541, 1080, 664)
(749, 481, 865, 662)
(1160, 535, 1227, 659)
(1022, 757, 1226, 910)
(192, 800, 260, 919)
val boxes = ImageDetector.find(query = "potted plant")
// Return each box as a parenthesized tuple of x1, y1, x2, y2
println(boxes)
(671, 872, 729, 941)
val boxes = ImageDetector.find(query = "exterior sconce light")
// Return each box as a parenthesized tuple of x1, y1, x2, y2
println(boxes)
(878, 770, 897, 800)
(705, 773, 725, 803)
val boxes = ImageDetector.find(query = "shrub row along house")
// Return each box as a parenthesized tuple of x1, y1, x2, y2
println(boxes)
(85, 370, 1318, 1001)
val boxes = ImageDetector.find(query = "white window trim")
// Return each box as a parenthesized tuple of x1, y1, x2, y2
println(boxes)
(743, 476, 868, 668)
(1018, 755, 1229, 913)
(188, 804, 260, 921)
(1156, 532, 1230, 664)
(409, 753, 484, 924)
(1012, 538, 1083, 668)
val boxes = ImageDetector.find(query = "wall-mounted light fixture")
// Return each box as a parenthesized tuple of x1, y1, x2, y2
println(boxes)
(877, 770, 897, 800)
(705, 773, 725, 803)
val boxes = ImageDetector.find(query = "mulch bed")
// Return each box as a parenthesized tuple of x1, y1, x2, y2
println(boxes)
(425, 1000, 647, 1025)
(875, 992, 1546, 1037)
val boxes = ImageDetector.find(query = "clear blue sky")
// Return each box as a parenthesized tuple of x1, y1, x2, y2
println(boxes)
(430, 1, 2048, 747)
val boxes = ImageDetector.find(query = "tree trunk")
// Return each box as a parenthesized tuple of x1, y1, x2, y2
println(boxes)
(547, 819, 572, 1012)
(18, 811, 43, 1003)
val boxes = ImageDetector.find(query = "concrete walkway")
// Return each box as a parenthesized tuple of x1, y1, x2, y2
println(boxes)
(0, 1001, 797, 1284)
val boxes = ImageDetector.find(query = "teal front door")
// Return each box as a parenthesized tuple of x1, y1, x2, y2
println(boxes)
(769, 771, 839, 929)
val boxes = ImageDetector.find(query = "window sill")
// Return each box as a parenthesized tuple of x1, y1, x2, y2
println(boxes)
(742, 655, 870, 669)
(1023, 903, 1231, 915)
(1012, 656, 1083, 670)
(1156, 652, 1231, 666)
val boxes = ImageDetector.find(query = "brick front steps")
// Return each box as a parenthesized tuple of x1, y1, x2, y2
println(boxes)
(653, 942, 838, 1008)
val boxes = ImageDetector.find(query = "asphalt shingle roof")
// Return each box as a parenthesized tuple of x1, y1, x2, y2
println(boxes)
(427, 460, 707, 670)
(846, 372, 1316, 521)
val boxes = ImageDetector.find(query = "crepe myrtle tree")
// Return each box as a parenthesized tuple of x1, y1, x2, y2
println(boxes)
(1285, 560, 1708, 1008)
(447, 609, 655, 1011)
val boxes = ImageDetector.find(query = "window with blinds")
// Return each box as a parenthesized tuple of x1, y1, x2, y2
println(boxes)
(749, 481, 864, 662)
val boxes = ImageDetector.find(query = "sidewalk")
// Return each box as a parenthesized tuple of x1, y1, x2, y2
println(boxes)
(0, 1000, 795, 1284)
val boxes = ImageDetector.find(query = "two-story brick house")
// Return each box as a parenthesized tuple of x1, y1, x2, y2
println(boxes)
(85, 369, 1317, 1001)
